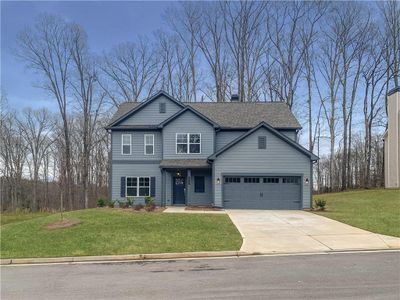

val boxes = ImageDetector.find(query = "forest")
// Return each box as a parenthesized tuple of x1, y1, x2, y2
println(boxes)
(1, 1, 399, 211)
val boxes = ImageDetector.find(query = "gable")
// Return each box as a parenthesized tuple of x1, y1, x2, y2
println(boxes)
(209, 122, 318, 161)
(213, 127, 312, 162)
(119, 95, 183, 126)
(162, 109, 215, 131)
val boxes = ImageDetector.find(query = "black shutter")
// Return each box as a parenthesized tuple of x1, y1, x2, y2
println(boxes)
(120, 177, 126, 197)
(150, 177, 156, 197)
(258, 136, 266, 149)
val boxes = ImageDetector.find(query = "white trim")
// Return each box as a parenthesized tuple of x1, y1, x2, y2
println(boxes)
(126, 176, 151, 197)
(175, 133, 202, 154)
(144, 134, 154, 155)
(121, 134, 132, 155)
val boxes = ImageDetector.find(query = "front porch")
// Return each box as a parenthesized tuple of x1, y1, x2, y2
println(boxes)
(160, 159, 213, 206)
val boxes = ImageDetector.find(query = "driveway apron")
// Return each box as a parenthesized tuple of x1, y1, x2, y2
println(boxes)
(227, 210, 400, 253)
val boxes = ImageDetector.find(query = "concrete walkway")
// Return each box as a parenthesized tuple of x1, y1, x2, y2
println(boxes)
(227, 210, 400, 253)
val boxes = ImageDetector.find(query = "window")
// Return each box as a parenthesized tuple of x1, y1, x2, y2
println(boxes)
(126, 177, 150, 197)
(144, 134, 154, 155)
(126, 177, 137, 196)
(244, 177, 260, 183)
(263, 177, 279, 183)
(139, 177, 150, 196)
(258, 136, 267, 149)
(159, 102, 166, 113)
(176, 133, 201, 154)
(224, 177, 241, 183)
(282, 177, 300, 184)
(122, 134, 131, 155)
(194, 176, 205, 193)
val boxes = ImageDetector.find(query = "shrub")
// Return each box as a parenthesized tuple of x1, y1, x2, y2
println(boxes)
(314, 199, 326, 210)
(144, 196, 154, 207)
(133, 204, 144, 211)
(107, 200, 115, 208)
(145, 204, 156, 212)
(126, 197, 134, 207)
(97, 198, 106, 207)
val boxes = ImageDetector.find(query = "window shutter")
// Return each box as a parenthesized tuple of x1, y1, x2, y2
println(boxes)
(258, 136, 266, 149)
(150, 177, 156, 197)
(120, 177, 126, 197)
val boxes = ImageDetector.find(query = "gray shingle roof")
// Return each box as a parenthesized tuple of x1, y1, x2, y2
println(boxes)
(108, 101, 301, 129)
(159, 159, 211, 169)
(185, 102, 300, 129)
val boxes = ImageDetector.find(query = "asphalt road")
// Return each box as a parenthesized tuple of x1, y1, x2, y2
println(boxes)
(1, 251, 400, 300)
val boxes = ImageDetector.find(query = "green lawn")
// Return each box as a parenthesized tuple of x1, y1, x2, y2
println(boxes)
(313, 189, 400, 237)
(0, 208, 242, 259)
(1, 211, 52, 225)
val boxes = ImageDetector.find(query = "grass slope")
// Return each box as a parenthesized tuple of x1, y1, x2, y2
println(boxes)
(0, 208, 242, 259)
(314, 189, 400, 237)
(1, 212, 52, 225)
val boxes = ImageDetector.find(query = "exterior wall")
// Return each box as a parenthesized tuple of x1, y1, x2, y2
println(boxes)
(187, 170, 213, 206)
(216, 131, 247, 151)
(111, 162, 162, 205)
(279, 130, 297, 141)
(112, 131, 162, 161)
(119, 95, 182, 126)
(213, 127, 312, 208)
(162, 110, 215, 159)
(384, 90, 400, 188)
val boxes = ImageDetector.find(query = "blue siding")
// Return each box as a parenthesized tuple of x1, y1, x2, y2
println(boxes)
(112, 131, 162, 161)
(279, 130, 297, 141)
(111, 162, 162, 205)
(187, 170, 213, 206)
(213, 127, 312, 208)
(119, 95, 182, 126)
(216, 131, 246, 151)
(162, 110, 214, 159)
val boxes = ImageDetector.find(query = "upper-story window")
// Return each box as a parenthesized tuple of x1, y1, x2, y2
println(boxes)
(176, 133, 201, 154)
(159, 102, 166, 113)
(144, 134, 154, 155)
(121, 134, 131, 155)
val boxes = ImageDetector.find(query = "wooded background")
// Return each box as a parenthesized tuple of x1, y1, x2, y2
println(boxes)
(1, 1, 399, 211)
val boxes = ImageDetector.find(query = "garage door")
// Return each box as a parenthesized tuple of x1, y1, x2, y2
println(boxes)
(223, 176, 302, 209)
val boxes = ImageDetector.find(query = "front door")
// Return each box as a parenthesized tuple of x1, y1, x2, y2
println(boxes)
(173, 177, 186, 205)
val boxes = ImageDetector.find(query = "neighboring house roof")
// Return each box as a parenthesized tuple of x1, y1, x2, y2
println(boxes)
(208, 122, 318, 161)
(159, 159, 211, 169)
(107, 91, 301, 129)
(158, 106, 220, 128)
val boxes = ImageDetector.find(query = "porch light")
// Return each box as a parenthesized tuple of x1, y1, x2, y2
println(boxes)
(305, 178, 309, 184)
(176, 170, 181, 177)
(216, 178, 221, 184)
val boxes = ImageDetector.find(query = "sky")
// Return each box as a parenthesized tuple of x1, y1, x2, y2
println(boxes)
(1, 1, 171, 111)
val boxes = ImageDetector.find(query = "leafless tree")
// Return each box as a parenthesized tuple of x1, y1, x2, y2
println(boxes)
(69, 23, 106, 208)
(101, 38, 160, 104)
(165, 2, 201, 101)
(221, 1, 268, 102)
(17, 14, 74, 209)
(18, 108, 54, 211)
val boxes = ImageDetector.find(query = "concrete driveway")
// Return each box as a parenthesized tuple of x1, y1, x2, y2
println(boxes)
(227, 210, 400, 254)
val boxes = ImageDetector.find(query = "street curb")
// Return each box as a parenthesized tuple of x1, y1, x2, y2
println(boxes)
(1, 251, 246, 265)
(2, 248, 399, 266)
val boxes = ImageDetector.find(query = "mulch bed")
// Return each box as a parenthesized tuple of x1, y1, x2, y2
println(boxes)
(44, 219, 81, 230)
(185, 206, 223, 211)
(115, 207, 166, 213)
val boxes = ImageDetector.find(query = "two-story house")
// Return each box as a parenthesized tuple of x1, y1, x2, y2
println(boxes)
(106, 91, 318, 210)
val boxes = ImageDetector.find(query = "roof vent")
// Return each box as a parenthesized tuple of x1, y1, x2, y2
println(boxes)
(230, 94, 239, 102)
